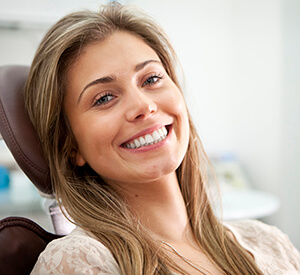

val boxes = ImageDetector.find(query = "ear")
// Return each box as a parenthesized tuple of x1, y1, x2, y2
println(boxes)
(72, 149, 86, 167)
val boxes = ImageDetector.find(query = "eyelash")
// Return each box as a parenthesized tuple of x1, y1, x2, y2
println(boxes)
(92, 92, 115, 107)
(142, 74, 163, 87)
(91, 73, 164, 107)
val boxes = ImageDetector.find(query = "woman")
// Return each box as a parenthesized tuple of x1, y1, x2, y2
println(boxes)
(25, 2, 300, 274)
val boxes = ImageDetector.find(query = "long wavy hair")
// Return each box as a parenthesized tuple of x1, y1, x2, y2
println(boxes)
(24, 2, 262, 274)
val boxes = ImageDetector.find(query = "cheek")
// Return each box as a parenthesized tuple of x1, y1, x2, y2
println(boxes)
(167, 90, 189, 125)
(71, 118, 114, 163)
(161, 88, 190, 150)
(166, 84, 187, 111)
(173, 93, 190, 147)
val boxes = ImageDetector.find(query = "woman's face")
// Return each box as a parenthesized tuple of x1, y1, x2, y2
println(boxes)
(64, 31, 189, 187)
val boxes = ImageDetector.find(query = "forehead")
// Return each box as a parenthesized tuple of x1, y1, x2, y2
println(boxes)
(67, 31, 160, 82)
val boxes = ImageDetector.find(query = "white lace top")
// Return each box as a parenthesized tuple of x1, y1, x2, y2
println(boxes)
(31, 220, 300, 274)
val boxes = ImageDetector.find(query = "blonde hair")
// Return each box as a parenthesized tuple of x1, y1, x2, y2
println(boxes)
(25, 2, 262, 274)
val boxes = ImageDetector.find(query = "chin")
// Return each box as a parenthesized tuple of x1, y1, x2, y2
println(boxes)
(140, 158, 182, 181)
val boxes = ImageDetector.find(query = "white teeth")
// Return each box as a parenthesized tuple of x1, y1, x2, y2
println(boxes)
(139, 137, 146, 146)
(134, 139, 141, 148)
(124, 126, 169, 149)
(157, 128, 164, 136)
(145, 134, 154, 144)
(162, 127, 167, 136)
(152, 130, 160, 141)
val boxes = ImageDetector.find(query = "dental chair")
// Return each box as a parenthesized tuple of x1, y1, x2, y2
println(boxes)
(0, 65, 74, 274)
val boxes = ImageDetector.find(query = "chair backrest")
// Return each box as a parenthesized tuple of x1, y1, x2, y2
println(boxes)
(0, 65, 76, 233)
(0, 217, 61, 275)
(0, 65, 52, 195)
(0, 65, 73, 274)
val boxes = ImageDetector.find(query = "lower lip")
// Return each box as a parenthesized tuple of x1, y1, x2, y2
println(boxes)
(121, 125, 172, 153)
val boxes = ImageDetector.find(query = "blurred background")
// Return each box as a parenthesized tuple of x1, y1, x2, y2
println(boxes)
(0, 0, 299, 248)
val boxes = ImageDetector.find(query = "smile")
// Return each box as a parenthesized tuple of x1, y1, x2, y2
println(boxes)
(122, 126, 168, 149)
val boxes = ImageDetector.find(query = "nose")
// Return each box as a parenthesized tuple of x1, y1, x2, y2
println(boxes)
(125, 89, 157, 121)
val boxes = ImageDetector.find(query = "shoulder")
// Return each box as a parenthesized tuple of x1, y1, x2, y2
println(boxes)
(225, 219, 285, 242)
(31, 227, 120, 275)
(224, 219, 300, 274)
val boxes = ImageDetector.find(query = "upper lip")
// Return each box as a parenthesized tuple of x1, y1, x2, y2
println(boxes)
(121, 124, 171, 146)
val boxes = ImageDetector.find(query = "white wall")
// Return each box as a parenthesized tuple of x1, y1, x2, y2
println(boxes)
(0, 0, 299, 247)
(280, 0, 300, 249)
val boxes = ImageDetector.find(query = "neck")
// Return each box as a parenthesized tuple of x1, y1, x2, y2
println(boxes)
(114, 172, 192, 243)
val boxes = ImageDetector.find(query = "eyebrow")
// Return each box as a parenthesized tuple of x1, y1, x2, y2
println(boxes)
(134, 59, 161, 71)
(77, 76, 115, 105)
(77, 59, 162, 105)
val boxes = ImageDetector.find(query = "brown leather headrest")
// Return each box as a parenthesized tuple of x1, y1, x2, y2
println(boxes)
(0, 216, 62, 274)
(0, 65, 52, 195)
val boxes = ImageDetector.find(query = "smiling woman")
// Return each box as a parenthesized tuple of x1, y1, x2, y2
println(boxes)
(24, 2, 300, 275)
(64, 31, 189, 185)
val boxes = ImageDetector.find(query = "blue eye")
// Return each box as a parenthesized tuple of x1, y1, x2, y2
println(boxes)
(142, 74, 163, 87)
(93, 93, 115, 106)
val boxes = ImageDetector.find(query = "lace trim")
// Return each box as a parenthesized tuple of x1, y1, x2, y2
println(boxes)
(31, 220, 300, 275)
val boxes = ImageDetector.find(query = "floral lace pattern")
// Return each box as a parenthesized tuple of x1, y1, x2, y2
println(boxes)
(31, 220, 300, 274)
(225, 220, 300, 274)
(30, 228, 121, 275)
